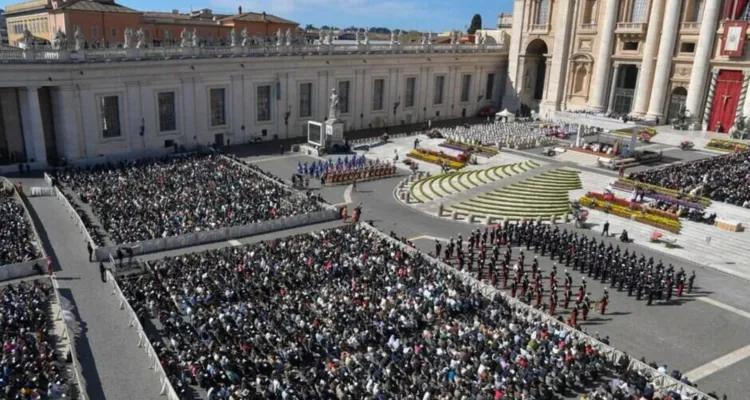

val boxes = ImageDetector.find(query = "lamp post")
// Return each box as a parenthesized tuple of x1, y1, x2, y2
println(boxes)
(392, 97, 401, 126)
(284, 106, 291, 139)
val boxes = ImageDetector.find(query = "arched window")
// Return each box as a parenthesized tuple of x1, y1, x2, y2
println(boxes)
(582, 0, 597, 24)
(537, 0, 551, 25)
(630, 0, 648, 23)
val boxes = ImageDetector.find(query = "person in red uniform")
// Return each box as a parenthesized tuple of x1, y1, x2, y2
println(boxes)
(569, 304, 578, 326)
(510, 280, 517, 298)
(581, 297, 590, 321)
(535, 286, 544, 308)
(564, 288, 572, 309)
(502, 262, 509, 288)
(599, 288, 609, 315)
(549, 292, 557, 315)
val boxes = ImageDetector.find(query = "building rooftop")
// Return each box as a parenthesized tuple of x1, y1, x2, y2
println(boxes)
(56, 0, 138, 13)
(220, 11, 297, 25)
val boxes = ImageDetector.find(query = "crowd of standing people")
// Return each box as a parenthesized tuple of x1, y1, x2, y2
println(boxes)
(54, 154, 323, 244)
(629, 150, 750, 207)
(0, 182, 40, 265)
(0, 280, 69, 398)
(117, 225, 693, 400)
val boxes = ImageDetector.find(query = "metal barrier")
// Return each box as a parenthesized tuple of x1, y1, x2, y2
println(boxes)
(44, 172, 53, 186)
(357, 223, 713, 400)
(52, 186, 97, 253)
(1, 177, 47, 281)
(107, 269, 180, 400)
(50, 276, 87, 400)
(30, 186, 56, 196)
(93, 208, 340, 261)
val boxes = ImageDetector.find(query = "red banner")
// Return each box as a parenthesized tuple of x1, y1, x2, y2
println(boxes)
(722, 21, 748, 57)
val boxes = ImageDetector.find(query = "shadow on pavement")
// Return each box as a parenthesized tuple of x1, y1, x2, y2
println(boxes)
(57, 288, 106, 400)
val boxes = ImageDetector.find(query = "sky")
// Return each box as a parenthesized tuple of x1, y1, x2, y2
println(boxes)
(74, 0, 514, 33)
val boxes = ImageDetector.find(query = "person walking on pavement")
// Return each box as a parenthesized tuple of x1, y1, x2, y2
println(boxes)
(86, 241, 93, 262)
(602, 221, 610, 237)
(100, 261, 107, 283)
(117, 248, 124, 266)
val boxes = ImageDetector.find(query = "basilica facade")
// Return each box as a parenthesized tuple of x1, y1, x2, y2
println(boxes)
(503, 0, 750, 132)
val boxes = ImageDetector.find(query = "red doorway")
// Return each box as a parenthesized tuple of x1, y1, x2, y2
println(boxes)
(708, 70, 743, 133)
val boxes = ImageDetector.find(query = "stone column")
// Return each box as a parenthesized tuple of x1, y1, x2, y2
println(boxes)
(685, 0, 722, 124)
(736, 71, 750, 123)
(18, 86, 47, 164)
(543, 0, 576, 112)
(588, 0, 619, 110)
(741, 70, 750, 120)
(646, 0, 683, 119)
(702, 70, 719, 130)
(631, 0, 666, 115)
(56, 86, 83, 160)
(631, 64, 642, 112)
(607, 63, 621, 113)
(502, 0, 528, 112)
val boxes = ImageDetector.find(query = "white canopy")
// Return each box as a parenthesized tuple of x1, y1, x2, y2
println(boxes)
(496, 109, 514, 117)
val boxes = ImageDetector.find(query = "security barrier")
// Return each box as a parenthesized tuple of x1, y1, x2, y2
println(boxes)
(1, 177, 46, 281)
(107, 267, 180, 400)
(52, 186, 97, 254)
(50, 277, 87, 399)
(358, 223, 713, 400)
(94, 208, 340, 261)
(30, 186, 56, 196)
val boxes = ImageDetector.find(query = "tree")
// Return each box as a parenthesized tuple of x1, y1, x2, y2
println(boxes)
(468, 14, 482, 34)
(320, 25, 330, 30)
(304, 24, 316, 31)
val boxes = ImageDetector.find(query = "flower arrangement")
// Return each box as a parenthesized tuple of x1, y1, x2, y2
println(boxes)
(579, 196, 681, 233)
(408, 149, 466, 169)
(586, 191, 679, 221)
(705, 138, 748, 152)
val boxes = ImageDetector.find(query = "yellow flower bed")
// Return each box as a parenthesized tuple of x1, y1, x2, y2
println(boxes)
(579, 196, 681, 233)
(706, 138, 748, 152)
(407, 150, 466, 169)
(611, 127, 658, 138)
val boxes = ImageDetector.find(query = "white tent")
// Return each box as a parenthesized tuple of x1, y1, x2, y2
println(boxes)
(495, 109, 515, 121)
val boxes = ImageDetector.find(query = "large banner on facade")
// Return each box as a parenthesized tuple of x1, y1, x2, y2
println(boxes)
(722, 21, 748, 57)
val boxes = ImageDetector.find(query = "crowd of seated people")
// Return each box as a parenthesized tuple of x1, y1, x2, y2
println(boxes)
(629, 151, 750, 207)
(0, 280, 69, 399)
(118, 225, 686, 400)
(54, 154, 323, 245)
(0, 184, 40, 265)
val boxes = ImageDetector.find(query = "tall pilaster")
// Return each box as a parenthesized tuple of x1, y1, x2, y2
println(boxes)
(18, 86, 47, 164)
(737, 71, 750, 123)
(542, 0, 576, 113)
(502, 0, 528, 112)
(685, 0, 722, 124)
(588, 0, 619, 110)
(631, 0, 666, 115)
(607, 63, 622, 113)
(702, 70, 719, 130)
(646, 0, 683, 119)
(55, 86, 83, 160)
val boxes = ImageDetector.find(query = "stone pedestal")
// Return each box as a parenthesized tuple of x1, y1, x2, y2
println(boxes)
(23, 49, 36, 61)
(58, 50, 70, 62)
(125, 48, 137, 59)
(181, 47, 194, 57)
(325, 120, 345, 147)
(232, 46, 242, 56)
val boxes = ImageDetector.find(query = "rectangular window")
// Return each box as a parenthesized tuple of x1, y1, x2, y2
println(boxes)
(372, 79, 385, 111)
(692, 0, 704, 22)
(209, 88, 226, 127)
(157, 92, 177, 132)
(111, 27, 117, 38)
(257, 85, 272, 121)
(537, 0, 550, 24)
(100, 96, 121, 138)
(630, 0, 648, 23)
(405, 77, 416, 108)
(460, 74, 472, 103)
(680, 42, 696, 53)
(485, 73, 496, 100)
(299, 82, 313, 118)
(433, 75, 445, 105)
(92, 26, 99, 38)
(623, 41, 639, 51)
(338, 81, 350, 114)
(144, 29, 150, 39)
